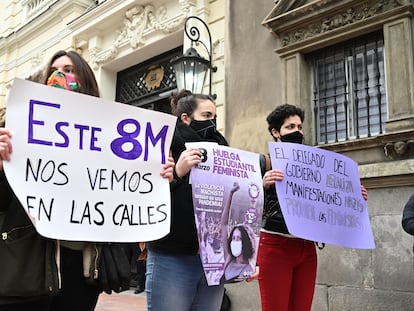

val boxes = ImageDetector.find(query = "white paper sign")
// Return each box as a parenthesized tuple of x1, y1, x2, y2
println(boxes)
(4, 78, 177, 242)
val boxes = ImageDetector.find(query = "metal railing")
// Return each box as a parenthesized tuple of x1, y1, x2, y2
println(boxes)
(308, 31, 386, 144)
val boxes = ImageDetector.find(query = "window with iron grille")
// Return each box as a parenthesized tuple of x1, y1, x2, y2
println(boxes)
(116, 47, 182, 112)
(308, 31, 387, 144)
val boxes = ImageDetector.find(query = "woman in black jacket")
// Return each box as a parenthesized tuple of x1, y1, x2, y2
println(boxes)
(0, 50, 101, 310)
(1, 50, 175, 311)
(146, 90, 227, 311)
(1, 115, 59, 310)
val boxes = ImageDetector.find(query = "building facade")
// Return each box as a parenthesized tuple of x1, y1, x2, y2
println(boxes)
(0, 0, 227, 129)
(226, 0, 414, 310)
(1, 0, 414, 310)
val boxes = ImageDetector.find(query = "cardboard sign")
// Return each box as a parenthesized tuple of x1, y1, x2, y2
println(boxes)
(4, 78, 177, 242)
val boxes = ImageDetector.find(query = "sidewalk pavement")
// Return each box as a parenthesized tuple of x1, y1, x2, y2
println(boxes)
(95, 289, 147, 311)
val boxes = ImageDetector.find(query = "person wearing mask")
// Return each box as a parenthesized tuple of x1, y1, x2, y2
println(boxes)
(220, 182, 256, 284)
(44, 50, 103, 311)
(0, 50, 174, 311)
(146, 90, 227, 311)
(249, 104, 368, 311)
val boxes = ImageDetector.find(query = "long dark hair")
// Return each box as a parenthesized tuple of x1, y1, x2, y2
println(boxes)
(43, 50, 100, 97)
(227, 225, 254, 261)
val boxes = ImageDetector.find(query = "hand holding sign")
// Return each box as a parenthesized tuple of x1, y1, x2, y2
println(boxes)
(263, 169, 284, 189)
(0, 128, 13, 164)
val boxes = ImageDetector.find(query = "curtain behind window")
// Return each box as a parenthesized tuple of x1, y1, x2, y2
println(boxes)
(309, 31, 387, 144)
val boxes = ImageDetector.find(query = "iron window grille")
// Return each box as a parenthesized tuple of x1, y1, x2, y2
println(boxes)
(308, 31, 387, 144)
(115, 47, 182, 111)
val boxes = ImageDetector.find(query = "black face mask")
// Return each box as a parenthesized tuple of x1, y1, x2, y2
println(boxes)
(280, 131, 304, 144)
(190, 118, 217, 139)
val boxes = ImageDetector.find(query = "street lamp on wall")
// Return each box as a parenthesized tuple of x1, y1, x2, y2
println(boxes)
(170, 16, 217, 98)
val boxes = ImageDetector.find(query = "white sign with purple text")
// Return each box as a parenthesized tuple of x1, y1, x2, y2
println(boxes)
(4, 78, 177, 242)
(268, 142, 375, 249)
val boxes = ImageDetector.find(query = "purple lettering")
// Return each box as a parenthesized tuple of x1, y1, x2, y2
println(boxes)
(74, 124, 89, 150)
(28, 100, 60, 146)
(90, 127, 102, 151)
(145, 123, 168, 164)
(55, 121, 69, 147)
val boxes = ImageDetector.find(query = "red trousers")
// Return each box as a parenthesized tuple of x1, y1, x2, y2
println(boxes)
(257, 232, 317, 311)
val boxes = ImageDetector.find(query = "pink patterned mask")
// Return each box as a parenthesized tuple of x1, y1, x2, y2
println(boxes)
(47, 71, 81, 92)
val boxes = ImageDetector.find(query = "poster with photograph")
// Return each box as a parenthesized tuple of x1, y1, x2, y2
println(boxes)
(187, 142, 264, 285)
(268, 142, 375, 249)
(4, 78, 177, 242)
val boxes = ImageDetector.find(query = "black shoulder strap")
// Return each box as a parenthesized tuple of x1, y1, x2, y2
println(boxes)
(260, 154, 271, 176)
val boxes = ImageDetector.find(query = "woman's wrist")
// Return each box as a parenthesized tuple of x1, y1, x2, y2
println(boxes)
(172, 166, 183, 184)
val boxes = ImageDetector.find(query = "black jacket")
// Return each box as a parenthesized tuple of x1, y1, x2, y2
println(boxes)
(262, 185, 289, 234)
(148, 121, 228, 255)
(0, 171, 59, 304)
(258, 154, 289, 234)
(402, 194, 414, 235)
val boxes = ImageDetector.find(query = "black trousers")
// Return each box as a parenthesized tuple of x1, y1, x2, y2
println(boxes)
(50, 247, 101, 311)
(0, 297, 52, 311)
(127, 243, 146, 289)
(0, 247, 100, 311)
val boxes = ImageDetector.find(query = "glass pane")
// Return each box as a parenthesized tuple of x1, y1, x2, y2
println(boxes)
(309, 32, 386, 144)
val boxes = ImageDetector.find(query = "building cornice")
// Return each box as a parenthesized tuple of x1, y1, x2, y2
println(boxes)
(263, 0, 413, 55)
(0, 0, 91, 74)
(1, 0, 90, 47)
(69, 1, 196, 69)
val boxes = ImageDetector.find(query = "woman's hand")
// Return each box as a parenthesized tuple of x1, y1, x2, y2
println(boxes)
(263, 169, 284, 189)
(174, 148, 202, 178)
(0, 128, 13, 161)
(361, 184, 368, 201)
(246, 266, 259, 282)
(160, 156, 174, 183)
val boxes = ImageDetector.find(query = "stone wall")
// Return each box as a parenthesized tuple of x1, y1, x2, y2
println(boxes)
(225, 0, 414, 310)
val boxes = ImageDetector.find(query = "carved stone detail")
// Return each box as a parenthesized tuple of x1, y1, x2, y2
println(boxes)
(30, 52, 43, 69)
(280, 0, 407, 47)
(90, 2, 191, 69)
(384, 140, 414, 159)
(178, 0, 197, 10)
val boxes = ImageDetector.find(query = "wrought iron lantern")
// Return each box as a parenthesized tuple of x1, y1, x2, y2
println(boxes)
(171, 16, 217, 98)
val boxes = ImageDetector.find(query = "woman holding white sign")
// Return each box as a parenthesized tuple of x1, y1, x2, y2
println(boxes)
(43, 50, 104, 311)
(146, 90, 228, 311)
(44, 50, 175, 311)
(249, 104, 368, 311)
(0, 50, 175, 311)
(0, 50, 102, 311)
